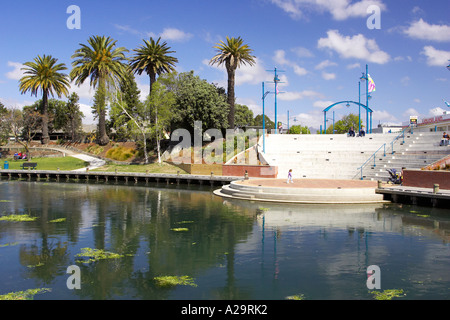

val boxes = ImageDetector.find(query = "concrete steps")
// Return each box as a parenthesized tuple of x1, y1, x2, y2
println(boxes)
(214, 180, 386, 204)
(260, 132, 450, 181)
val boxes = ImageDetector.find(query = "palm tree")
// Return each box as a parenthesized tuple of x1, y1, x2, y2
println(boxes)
(70, 35, 128, 145)
(129, 37, 178, 97)
(19, 55, 70, 144)
(209, 36, 256, 129)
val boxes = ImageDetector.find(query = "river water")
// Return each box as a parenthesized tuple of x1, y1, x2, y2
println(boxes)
(0, 180, 449, 300)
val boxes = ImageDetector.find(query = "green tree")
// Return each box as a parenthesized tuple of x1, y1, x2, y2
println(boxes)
(129, 37, 178, 97)
(70, 35, 129, 145)
(0, 102, 10, 144)
(326, 113, 362, 134)
(254, 114, 275, 131)
(147, 80, 175, 164)
(64, 93, 84, 141)
(234, 104, 254, 128)
(19, 55, 70, 144)
(170, 71, 229, 134)
(288, 124, 311, 134)
(209, 36, 256, 129)
(109, 72, 143, 141)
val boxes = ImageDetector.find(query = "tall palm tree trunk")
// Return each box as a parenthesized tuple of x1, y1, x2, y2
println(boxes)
(97, 79, 110, 146)
(226, 68, 236, 129)
(41, 90, 50, 144)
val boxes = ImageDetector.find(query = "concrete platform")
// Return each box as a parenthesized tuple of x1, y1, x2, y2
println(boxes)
(214, 178, 388, 204)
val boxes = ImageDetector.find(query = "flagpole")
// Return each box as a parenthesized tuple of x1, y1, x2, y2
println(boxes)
(366, 64, 369, 134)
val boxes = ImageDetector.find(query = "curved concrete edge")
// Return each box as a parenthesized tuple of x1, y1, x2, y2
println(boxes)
(213, 184, 389, 204)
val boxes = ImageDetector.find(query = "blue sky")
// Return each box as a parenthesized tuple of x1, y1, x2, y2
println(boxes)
(0, 0, 449, 130)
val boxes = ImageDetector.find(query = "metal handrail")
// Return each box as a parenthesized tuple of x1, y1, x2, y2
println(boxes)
(357, 143, 386, 180)
(356, 126, 412, 180)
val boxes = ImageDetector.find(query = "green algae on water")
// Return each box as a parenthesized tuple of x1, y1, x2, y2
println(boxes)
(0, 214, 37, 222)
(0, 288, 51, 300)
(371, 289, 405, 300)
(153, 275, 197, 288)
(171, 228, 189, 232)
(75, 247, 125, 264)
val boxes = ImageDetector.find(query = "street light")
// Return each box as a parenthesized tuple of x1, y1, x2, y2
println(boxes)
(266, 67, 284, 134)
(360, 64, 371, 133)
(261, 82, 270, 153)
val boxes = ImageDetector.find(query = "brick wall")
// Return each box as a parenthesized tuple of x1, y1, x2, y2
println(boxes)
(403, 169, 450, 190)
(222, 165, 278, 178)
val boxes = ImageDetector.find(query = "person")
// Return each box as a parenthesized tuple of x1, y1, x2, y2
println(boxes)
(359, 128, 365, 137)
(14, 152, 18, 160)
(287, 169, 293, 183)
(440, 132, 449, 146)
(348, 127, 355, 137)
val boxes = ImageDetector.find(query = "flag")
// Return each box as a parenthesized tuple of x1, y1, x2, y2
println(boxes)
(368, 74, 376, 93)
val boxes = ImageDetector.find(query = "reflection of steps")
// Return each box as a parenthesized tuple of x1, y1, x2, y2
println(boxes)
(214, 180, 386, 204)
(261, 132, 450, 181)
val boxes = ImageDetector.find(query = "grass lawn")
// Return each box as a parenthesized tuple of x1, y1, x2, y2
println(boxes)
(2, 157, 88, 171)
(93, 162, 188, 174)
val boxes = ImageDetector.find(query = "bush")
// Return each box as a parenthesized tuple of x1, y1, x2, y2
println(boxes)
(105, 146, 137, 161)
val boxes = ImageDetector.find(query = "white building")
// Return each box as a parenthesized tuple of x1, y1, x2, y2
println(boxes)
(403, 111, 450, 133)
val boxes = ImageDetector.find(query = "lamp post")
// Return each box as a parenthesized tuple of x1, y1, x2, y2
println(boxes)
(358, 81, 361, 134)
(266, 67, 284, 134)
(262, 82, 270, 153)
(360, 64, 371, 133)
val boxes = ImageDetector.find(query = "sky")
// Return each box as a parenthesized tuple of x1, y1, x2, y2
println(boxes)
(0, 0, 449, 131)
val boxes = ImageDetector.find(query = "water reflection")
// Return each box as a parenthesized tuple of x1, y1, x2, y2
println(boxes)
(0, 181, 449, 300)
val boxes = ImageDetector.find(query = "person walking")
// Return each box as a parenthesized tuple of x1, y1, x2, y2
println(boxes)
(287, 169, 293, 183)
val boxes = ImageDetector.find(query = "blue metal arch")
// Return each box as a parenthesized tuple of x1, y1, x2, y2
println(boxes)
(323, 101, 373, 113)
(323, 101, 373, 134)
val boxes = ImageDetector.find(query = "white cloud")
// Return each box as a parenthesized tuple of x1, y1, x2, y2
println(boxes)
(293, 65, 308, 76)
(317, 30, 390, 64)
(270, 0, 386, 21)
(160, 28, 193, 42)
(346, 62, 361, 69)
(322, 71, 336, 80)
(291, 46, 314, 58)
(79, 103, 96, 125)
(278, 90, 324, 101)
(315, 60, 338, 70)
(400, 76, 410, 86)
(372, 110, 397, 122)
(430, 107, 446, 116)
(313, 100, 335, 109)
(114, 24, 193, 42)
(404, 19, 450, 42)
(236, 58, 273, 86)
(273, 49, 308, 76)
(291, 109, 324, 128)
(69, 80, 94, 100)
(6, 61, 24, 80)
(403, 108, 421, 118)
(421, 46, 450, 67)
